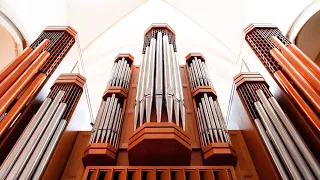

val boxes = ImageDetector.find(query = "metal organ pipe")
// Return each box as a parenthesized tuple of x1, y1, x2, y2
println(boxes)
(145, 38, 156, 123)
(133, 31, 186, 130)
(31, 119, 67, 180)
(155, 32, 163, 123)
(268, 97, 320, 178)
(254, 101, 302, 179)
(174, 52, 186, 130)
(254, 118, 289, 180)
(256, 90, 314, 179)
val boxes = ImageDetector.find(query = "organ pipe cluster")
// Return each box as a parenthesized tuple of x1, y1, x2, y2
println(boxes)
(235, 73, 320, 180)
(107, 57, 132, 90)
(244, 24, 320, 133)
(187, 56, 212, 89)
(186, 54, 231, 147)
(0, 26, 77, 139)
(89, 94, 124, 147)
(0, 73, 85, 180)
(134, 27, 185, 130)
(196, 93, 230, 146)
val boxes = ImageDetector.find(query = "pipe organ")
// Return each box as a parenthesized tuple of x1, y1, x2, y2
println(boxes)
(134, 26, 185, 130)
(0, 73, 85, 179)
(5, 22, 319, 180)
(231, 72, 320, 179)
(0, 26, 77, 165)
(83, 54, 133, 166)
(186, 53, 236, 166)
(244, 24, 320, 159)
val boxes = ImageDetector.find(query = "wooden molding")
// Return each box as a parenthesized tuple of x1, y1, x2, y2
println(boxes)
(128, 122, 191, 166)
(203, 143, 238, 166)
(82, 143, 117, 166)
(185, 52, 206, 64)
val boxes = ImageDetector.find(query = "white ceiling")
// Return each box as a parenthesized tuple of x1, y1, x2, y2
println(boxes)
(0, 0, 315, 129)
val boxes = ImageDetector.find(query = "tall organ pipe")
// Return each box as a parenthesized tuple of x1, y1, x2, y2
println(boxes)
(0, 48, 33, 83)
(6, 91, 65, 179)
(0, 40, 49, 97)
(254, 101, 301, 179)
(0, 73, 46, 138)
(254, 118, 289, 180)
(270, 48, 320, 113)
(0, 51, 50, 116)
(163, 35, 174, 123)
(155, 32, 163, 123)
(271, 36, 320, 89)
(174, 52, 186, 130)
(145, 38, 156, 123)
(273, 71, 320, 132)
(0, 98, 52, 178)
(31, 119, 67, 180)
(256, 90, 314, 179)
(268, 96, 320, 178)
(287, 44, 320, 78)
(19, 103, 67, 179)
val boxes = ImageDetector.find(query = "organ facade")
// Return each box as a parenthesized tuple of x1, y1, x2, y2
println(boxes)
(0, 23, 319, 180)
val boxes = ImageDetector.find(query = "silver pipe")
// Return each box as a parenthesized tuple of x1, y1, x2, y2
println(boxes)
(203, 62, 212, 87)
(32, 119, 67, 180)
(112, 60, 120, 86)
(19, 103, 67, 179)
(200, 100, 216, 142)
(207, 96, 225, 142)
(194, 58, 204, 86)
(110, 104, 120, 145)
(101, 95, 117, 142)
(269, 97, 320, 178)
(197, 108, 208, 146)
(190, 62, 197, 87)
(196, 110, 205, 147)
(115, 110, 123, 148)
(189, 65, 195, 89)
(133, 49, 148, 130)
(117, 59, 124, 86)
(187, 65, 194, 89)
(90, 100, 106, 144)
(0, 98, 52, 178)
(124, 64, 130, 89)
(119, 59, 126, 87)
(155, 32, 163, 123)
(112, 108, 122, 146)
(256, 90, 314, 179)
(254, 101, 302, 179)
(213, 101, 230, 143)
(96, 97, 111, 143)
(105, 100, 119, 143)
(254, 118, 290, 180)
(174, 52, 186, 130)
(192, 60, 200, 87)
(199, 103, 212, 144)
(6, 91, 65, 179)
(145, 38, 156, 123)
(198, 60, 208, 86)
(139, 46, 151, 126)
(107, 63, 116, 87)
(163, 35, 174, 123)
(170, 44, 180, 127)
(202, 96, 219, 142)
